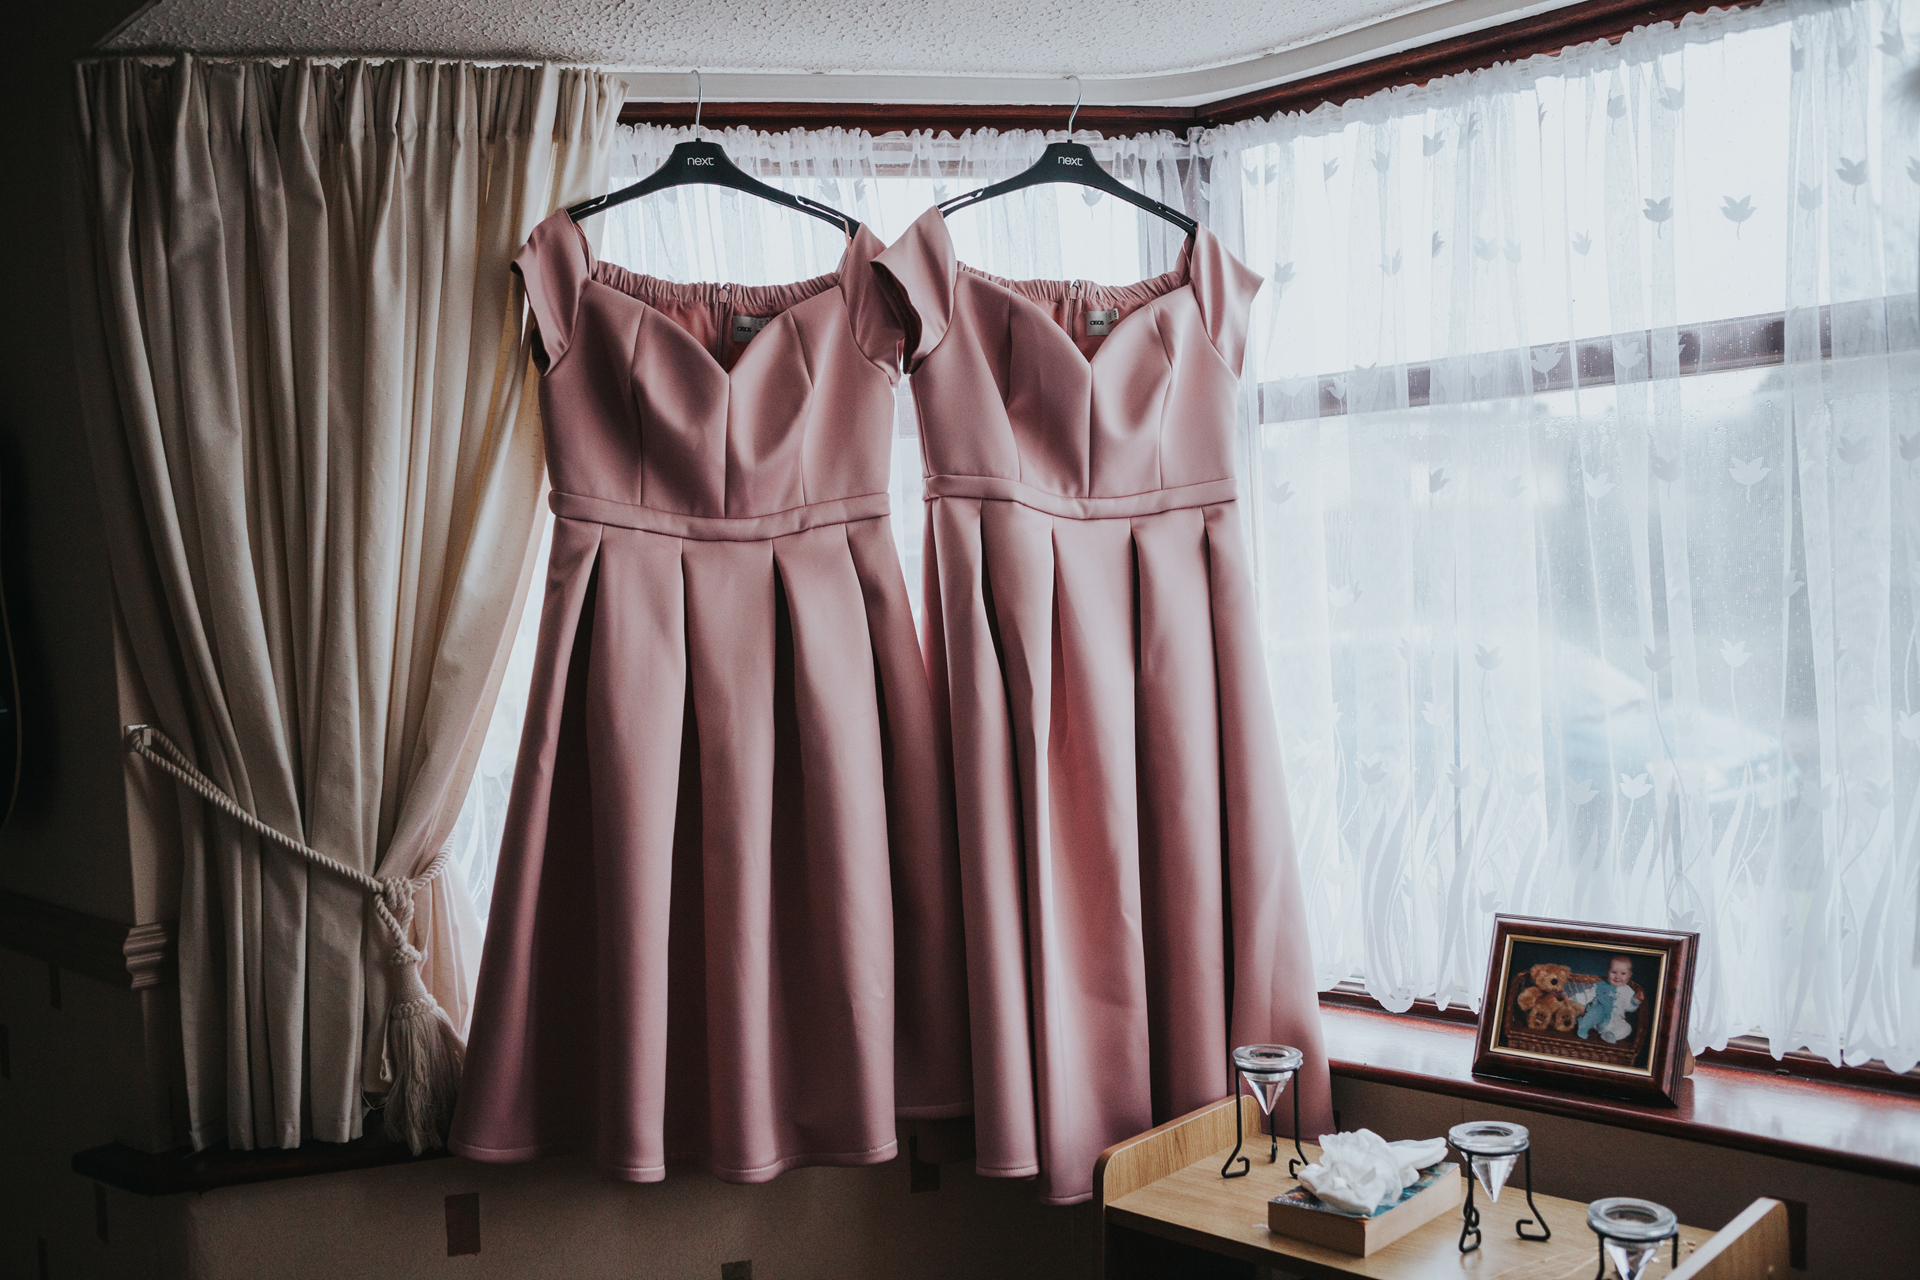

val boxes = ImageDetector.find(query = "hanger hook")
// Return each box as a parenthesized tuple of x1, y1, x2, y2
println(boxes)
(1066, 75, 1082, 135)
(692, 69, 703, 133)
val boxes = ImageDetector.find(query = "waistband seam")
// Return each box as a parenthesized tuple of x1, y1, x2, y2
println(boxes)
(550, 489, 892, 541)
(922, 474, 1238, 520)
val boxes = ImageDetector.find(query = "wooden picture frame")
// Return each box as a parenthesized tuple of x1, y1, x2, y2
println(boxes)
(1472, 914, 1697, 1106)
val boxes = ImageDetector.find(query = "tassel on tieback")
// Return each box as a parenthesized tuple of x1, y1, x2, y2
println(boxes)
(374, 872, 465, 1155)
(123, 724, 465, 1155)
(385, 963, 465, 1154)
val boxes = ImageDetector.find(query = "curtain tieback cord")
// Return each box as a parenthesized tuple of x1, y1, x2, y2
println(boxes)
(123, 723, 464, 1156)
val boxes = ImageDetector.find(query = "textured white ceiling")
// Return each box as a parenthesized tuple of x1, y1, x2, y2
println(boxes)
(103, 0, 1458, 78)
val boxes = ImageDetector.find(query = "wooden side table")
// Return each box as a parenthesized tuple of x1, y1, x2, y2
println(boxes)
(1095, 1096, 1789, 1279)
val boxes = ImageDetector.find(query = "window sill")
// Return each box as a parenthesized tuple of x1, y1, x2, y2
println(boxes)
(1319, 1003, 1920, 1185)
(1319, 984, 1920, 1095)
(73, 1127, 449, 1196)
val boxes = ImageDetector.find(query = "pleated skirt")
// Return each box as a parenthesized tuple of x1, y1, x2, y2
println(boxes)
(451, 510, 970, 1182)
(923, 494, 1332, 1205)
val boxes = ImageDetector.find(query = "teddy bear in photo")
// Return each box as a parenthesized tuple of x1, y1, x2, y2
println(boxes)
(1515, 962, 1580, 1031)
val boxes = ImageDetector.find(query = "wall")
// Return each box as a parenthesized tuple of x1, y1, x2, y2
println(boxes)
(0, 3, 194, 1278)
(0, 1, 148, 920)
(149, 1152, 1091, 1280)
(0, 948, 174, 1280)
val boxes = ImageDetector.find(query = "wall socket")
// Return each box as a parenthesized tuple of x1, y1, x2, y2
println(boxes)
(721, 1262, 752, 1279)
(445, 1193, 481, 1256)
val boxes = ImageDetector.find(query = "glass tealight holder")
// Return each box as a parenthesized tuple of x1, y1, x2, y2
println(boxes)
(1586, 1197, 1680, 1280)
(1220, 1044, 1306, 1179)
(1447, 1120, 1549, 1253)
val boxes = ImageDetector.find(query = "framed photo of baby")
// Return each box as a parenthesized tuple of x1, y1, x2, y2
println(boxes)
(1471, 915, 1698, 1106)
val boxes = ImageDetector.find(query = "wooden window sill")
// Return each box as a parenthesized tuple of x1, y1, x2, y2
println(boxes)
(1319, 1003, 1920, 1185)
(73, 1127, 449, 1196)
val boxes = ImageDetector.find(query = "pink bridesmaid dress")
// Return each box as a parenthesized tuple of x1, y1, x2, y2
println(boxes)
(873, 208, 1332, 1205)
(451, 211, 971, 1183)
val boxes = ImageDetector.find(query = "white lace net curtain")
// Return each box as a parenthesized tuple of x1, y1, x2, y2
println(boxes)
(452, 0, 1920, 1073)
(1205, 0, 1918, 1071)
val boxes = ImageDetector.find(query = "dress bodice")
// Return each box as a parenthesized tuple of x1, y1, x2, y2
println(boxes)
(515, 212, 903, 537)
(872, 207, 1264, 518)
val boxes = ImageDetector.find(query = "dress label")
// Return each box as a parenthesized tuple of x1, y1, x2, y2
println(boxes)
(1086, 309, 1120, 336)
(732, 315, 770, 343)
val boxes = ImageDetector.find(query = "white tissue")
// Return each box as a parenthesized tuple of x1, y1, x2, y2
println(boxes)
(1295, 1130, 1450, 1217)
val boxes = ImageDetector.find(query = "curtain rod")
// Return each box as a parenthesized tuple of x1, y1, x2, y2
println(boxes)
(618, 0, 1754, 136)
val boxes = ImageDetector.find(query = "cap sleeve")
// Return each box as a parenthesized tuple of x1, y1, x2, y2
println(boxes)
(840, 224, 905, 384)
(1189, 226, 1264, 379)
(871, 207, 957, 373)
(513, 210, 592, 373)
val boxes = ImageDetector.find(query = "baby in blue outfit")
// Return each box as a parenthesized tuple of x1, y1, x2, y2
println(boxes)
(1565, 955, 1641, 1043)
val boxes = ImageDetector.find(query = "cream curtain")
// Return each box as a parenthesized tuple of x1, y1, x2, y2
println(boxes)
(70, 55, 622, 1150)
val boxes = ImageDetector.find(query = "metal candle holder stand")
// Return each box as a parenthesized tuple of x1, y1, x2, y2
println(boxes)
(1220, 1045, 1307, 1179)
(1586, 1197, 1681, 1280)
(1446, 1121, 1550, 1255)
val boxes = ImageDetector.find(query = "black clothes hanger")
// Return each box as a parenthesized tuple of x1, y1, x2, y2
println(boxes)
(936, 77, 1198, 237)
(566, 72, 859, 235)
